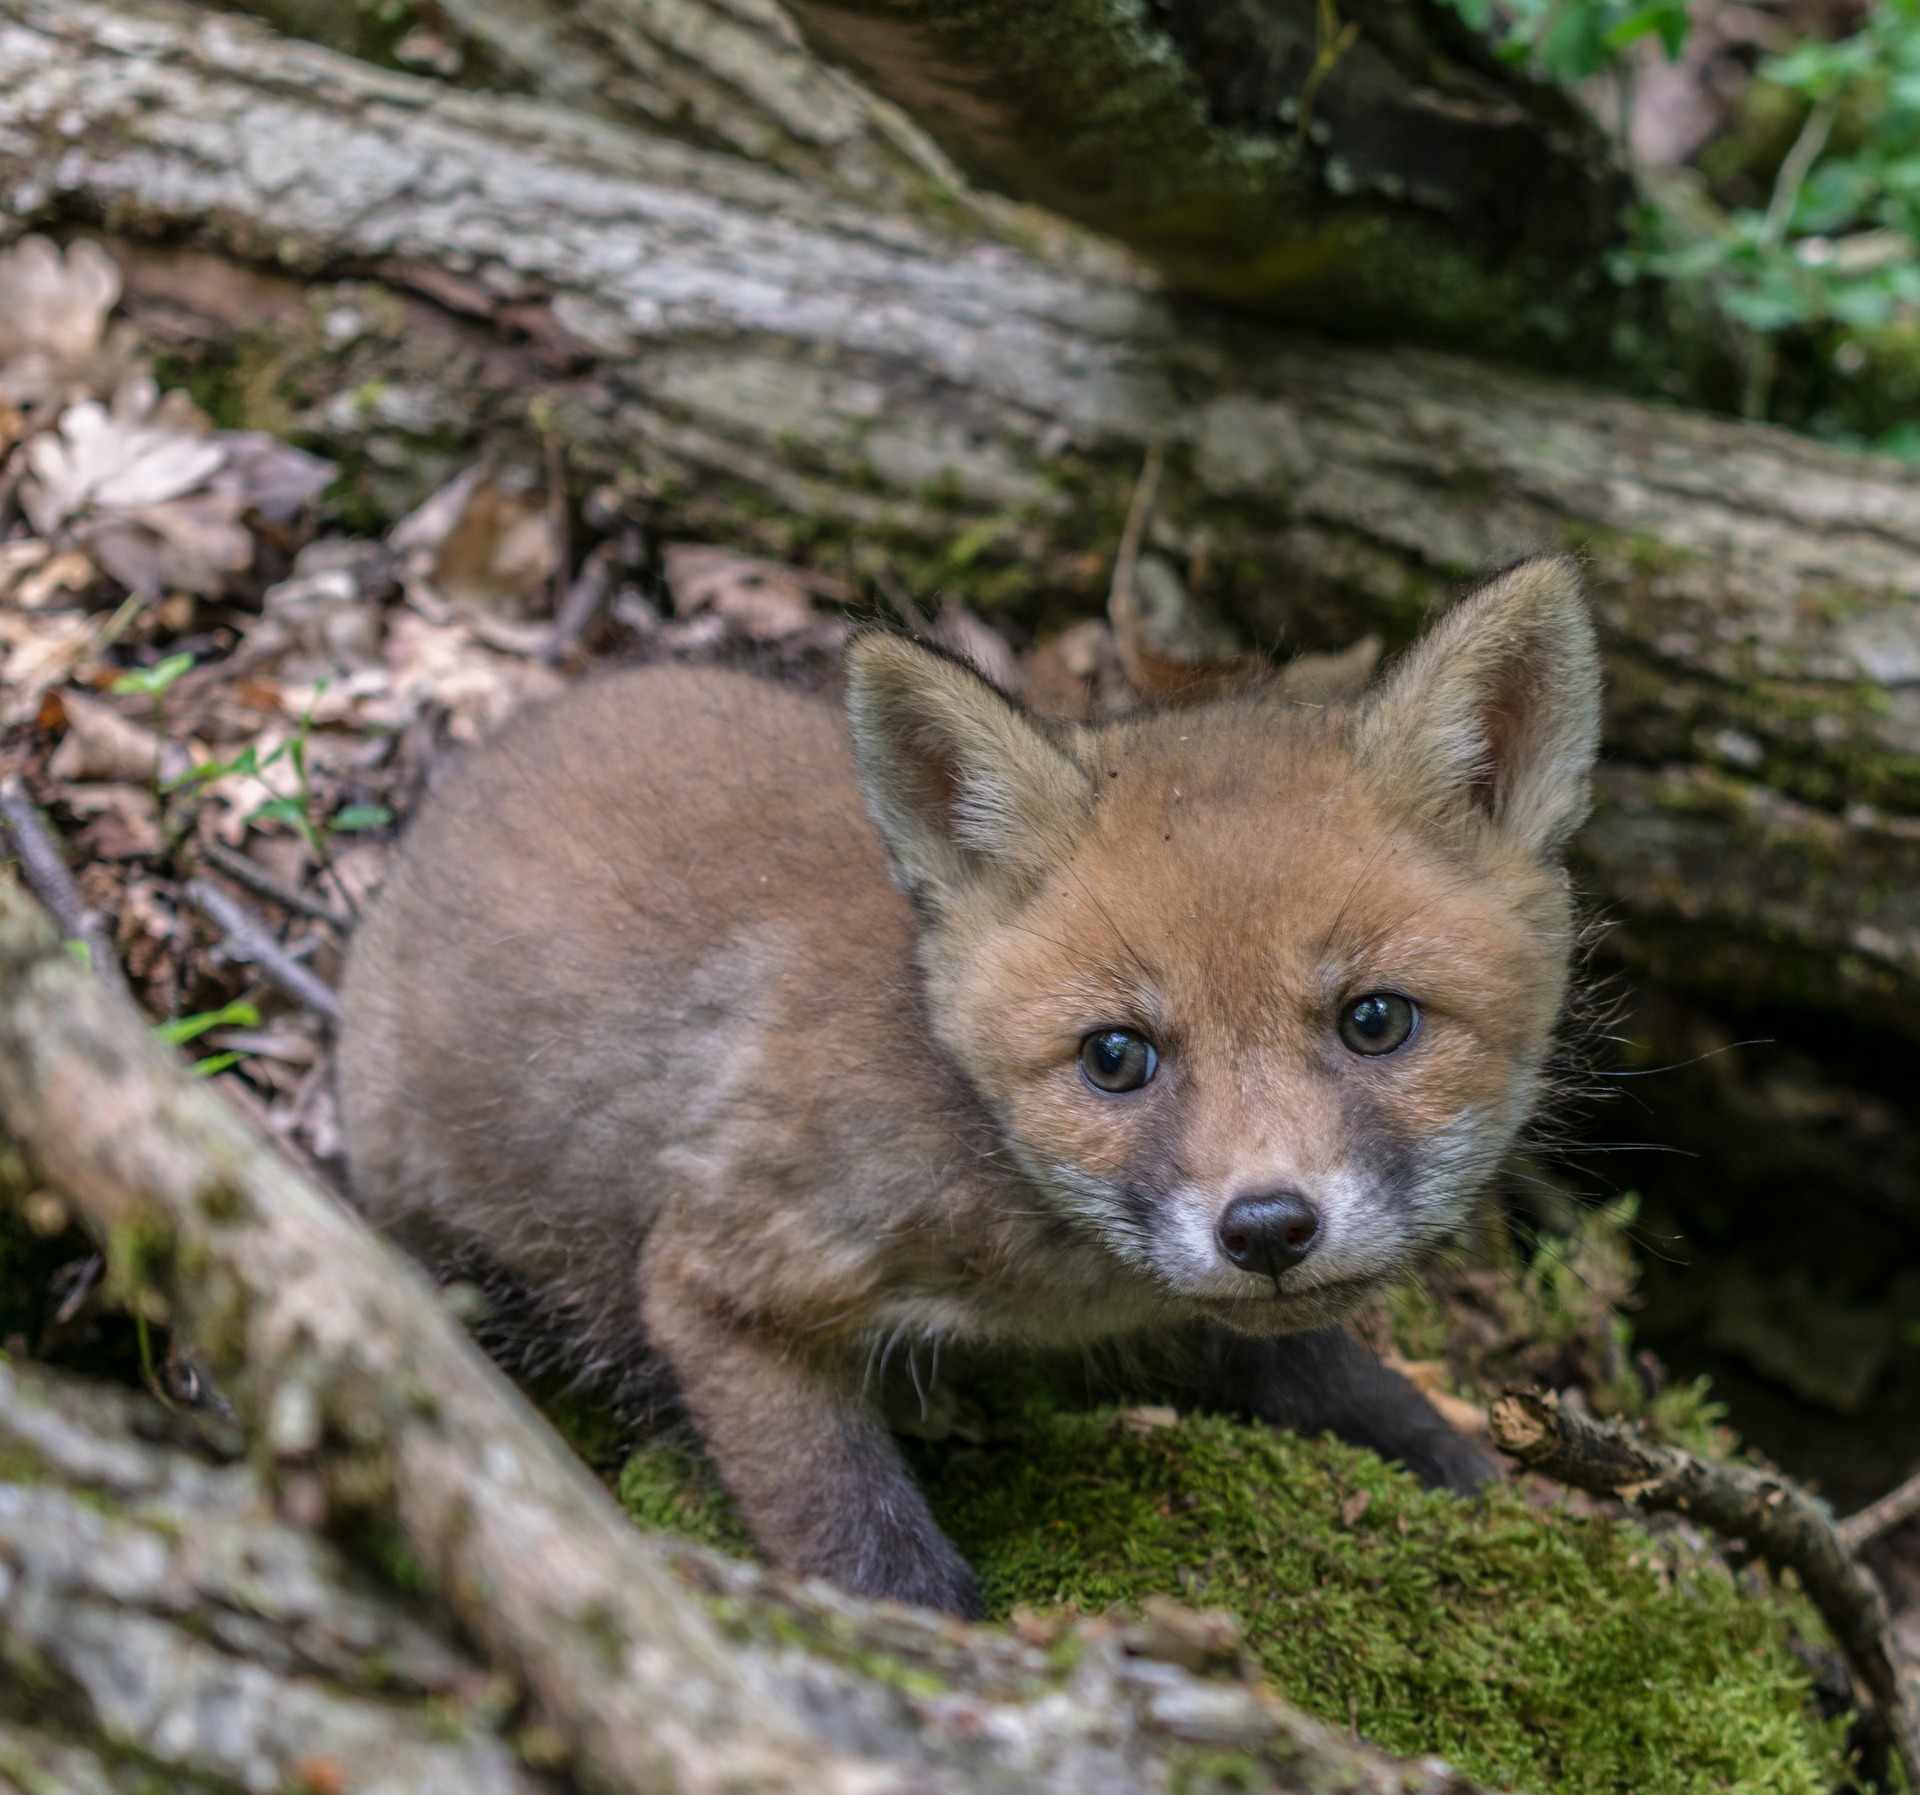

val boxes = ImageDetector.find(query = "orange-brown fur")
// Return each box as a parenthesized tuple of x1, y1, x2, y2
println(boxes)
(338, 558, 1601, 1614)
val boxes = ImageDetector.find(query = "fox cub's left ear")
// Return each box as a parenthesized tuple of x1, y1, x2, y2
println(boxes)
(1356, 557, 1602, 857)
(845, 631, 1094, 910)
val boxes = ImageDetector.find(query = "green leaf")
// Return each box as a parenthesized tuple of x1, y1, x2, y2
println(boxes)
(249, 796, 308, 832)
(329, 804, 393, 833)
(62, 937, 92, 968)
(110, 652, 195, 697)
(188, 1051, 242, 1078)
(154, 1000, 260, 1046)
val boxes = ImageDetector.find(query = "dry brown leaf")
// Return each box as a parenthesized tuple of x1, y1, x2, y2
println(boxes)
(47, 691, 165, 784)
(663, 543, 820, 642)
(0, 610, 97, 725)
(391, 464, 557, 615)
(60, 783, 164, 861)
(369, 611, 564, 743)
(0, 236, 141, 408)
(13, 548, 97, 612)
(22, 380, 224, 533)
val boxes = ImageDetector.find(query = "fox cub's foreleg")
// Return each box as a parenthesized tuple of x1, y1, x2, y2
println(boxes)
(1190, 1327, 1501, 1495)
(641, 1260, 983, 1617)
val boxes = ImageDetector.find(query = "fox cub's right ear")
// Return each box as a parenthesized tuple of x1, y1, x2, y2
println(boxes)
(845, 632, 1093, 910)
(1356, 556, 1602, 857)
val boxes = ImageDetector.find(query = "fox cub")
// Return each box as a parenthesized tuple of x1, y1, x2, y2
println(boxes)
(338, 557, 1601, 1616)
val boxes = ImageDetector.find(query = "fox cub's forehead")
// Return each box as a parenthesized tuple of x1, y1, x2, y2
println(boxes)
(1048, 711, 1555, 997)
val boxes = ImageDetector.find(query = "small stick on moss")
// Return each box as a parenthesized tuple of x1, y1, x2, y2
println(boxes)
(1842, 1466, 1920, 1554)
(0, 780, 134, 1007)
(197, 837, 351, 929)
(185, 879, 343, 1024)
(1491, 1388, 1920, 1786)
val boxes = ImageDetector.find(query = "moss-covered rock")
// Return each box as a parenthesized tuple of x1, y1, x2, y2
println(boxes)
(618, 1397, 1846, 1795)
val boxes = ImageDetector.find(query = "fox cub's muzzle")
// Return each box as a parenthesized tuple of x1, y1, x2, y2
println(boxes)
(1216, 1188, 1321, 1281)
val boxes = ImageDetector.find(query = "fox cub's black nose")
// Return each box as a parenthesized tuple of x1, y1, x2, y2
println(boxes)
(1217, 1189, 1321, 1279)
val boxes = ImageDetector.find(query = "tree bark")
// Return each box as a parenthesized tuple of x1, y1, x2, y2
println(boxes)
(221, 0, 1633, 363)
(13, 0, 1920, 1030)
(0, 874, 1499, 1795)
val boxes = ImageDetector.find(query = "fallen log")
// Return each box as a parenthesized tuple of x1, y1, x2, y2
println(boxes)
(13, 0, 1920, 1029)
(0, 870, 1501, 1793)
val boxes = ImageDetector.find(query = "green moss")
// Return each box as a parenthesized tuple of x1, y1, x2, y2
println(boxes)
(616, 1401, 1845, 1795)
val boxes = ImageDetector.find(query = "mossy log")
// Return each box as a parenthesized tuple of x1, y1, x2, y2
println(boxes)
(0, 873, 1502, 1795)
(222, 0, 1631, 363)
(13, 0, 1920, 1030)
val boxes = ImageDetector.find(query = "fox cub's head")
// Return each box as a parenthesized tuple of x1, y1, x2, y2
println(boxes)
(845, 559, 1601, 1336)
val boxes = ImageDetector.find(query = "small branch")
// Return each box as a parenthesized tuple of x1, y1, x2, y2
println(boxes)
(197, 837, 351, 929)
(1491, 1388, 1920, 1786)
(185, 879, 344, 1024)
(0, 781, 135, 1007)
(1762, 97, 1837, 253)
(1842, 1466, 1920, 1554)
(1107, 447, 1163, 623)
(543, 539, 616, 665)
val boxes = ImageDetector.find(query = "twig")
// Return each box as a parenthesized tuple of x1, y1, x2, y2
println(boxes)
(0, 781, 134, 1006)
(1842, 1466, 1920, 1554)
(197, 837, 351, 929)
(543, 539, 616, 665)
(1762, 97, 1837, 253)
(1107, 447, 1163, 625)
(1492, 1388, 1920, 1786)
(185, 879, 343, 1024)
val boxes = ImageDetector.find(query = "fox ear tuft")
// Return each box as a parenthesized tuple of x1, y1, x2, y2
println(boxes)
(1356, 557, 1602, 857)
(845, 632, 1093, 909)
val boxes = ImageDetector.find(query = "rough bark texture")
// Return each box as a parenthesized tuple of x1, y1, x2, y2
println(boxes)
(0, 874, 1506, 1795)
(0, 1359, 548, 1795)
(13, 0, 1920, 1029)
(224, 0, 1633, 361)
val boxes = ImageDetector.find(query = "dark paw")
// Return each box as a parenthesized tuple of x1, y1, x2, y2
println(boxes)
(819, 1523, 985, 1617)
(1397, 1425, 1503, 1495)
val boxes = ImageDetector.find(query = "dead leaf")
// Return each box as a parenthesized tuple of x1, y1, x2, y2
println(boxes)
(0, 610, 97, 725)
(368, 611, 564, 743)
(391, 464, 556, 615)
(0, 236, 141, 407)
(22, 379, 224, 533)
(48, 691, 164, 783)
(664, 544, 821, 642)
(14, 548, 97, 612)
(62, 784, 164, 860)
(1341, 1489, 1373, 1527)
(1116, 1404, 1179, 1436)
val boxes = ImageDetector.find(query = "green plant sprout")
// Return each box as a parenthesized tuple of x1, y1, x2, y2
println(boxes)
(153, 998, 260, 1078)
(170, 679, 390, 913)
(111, 652, 196, 816)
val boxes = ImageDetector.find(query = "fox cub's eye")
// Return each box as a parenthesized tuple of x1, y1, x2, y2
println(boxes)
(1081, 1029, 1158, 1093)
(1339, 993, 1418, 1057)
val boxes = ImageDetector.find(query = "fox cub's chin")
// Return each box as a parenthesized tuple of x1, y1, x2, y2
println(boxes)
(339, 556, 1602, 1616)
